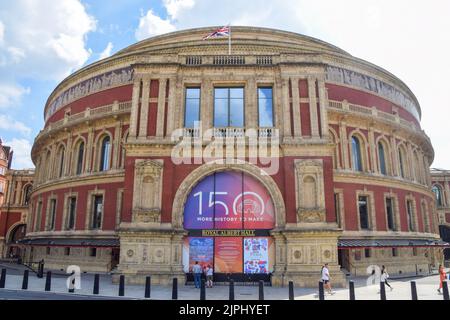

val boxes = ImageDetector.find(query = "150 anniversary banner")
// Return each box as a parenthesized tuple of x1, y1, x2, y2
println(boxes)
(182, 171, 276, 273)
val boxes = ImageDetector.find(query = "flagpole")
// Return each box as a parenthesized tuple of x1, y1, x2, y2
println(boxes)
(228, 25, 231, 55)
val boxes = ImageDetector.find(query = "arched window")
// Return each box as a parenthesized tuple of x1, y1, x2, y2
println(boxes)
(378, 142, 387, 175)
(57, 146, 65, 178)
(23, 184, 32, 205)
(432, 185, 443, 207)
(99, 136, 111, 172)
(44, 150, 51, 181)
(351, 136, 363, 172)
(75, 141, 84, 175)
(398, 147, 406, 178)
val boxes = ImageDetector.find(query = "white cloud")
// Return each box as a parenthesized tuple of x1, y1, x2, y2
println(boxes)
(0, 114, 32, 136)
(99, 42, 113, 60)
(135, 0, 450, 168)
(163, 0, 195, 20)
(0, 0, 96, 80)
(3, 138, 34, 169)
(135, 9, 176, 40)
(0, 20, 4, 44)
(0, 83, 30, 108)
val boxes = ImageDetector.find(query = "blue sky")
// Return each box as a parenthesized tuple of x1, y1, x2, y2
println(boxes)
(0, 0, 449, 169)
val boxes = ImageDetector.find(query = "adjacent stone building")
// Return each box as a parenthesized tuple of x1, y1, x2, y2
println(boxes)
(22, 27, 447, 286)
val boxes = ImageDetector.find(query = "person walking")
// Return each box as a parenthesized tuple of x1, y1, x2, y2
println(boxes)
(381, 265, 393, 291)
(437, 264, 447, 294)
(192, 261, 202, 289)
(205, 264, 214, 288)
(321, 263, 334, 295)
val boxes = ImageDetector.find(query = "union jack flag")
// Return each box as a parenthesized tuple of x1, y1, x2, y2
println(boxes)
(202, 26, 230, 40)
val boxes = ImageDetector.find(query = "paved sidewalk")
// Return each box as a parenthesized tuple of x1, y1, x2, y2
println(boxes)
(0, 263, 448, 300)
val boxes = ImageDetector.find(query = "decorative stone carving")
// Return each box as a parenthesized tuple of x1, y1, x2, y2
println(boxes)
(132, 159, 163, 224)
(294, 159, 326, 223)
(297, 208, 326, 223)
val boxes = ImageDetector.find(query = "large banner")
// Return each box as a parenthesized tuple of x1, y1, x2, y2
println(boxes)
(183, 172, 275, 230)
(214, 237, 243, 273)
(243, 237, 271, 274)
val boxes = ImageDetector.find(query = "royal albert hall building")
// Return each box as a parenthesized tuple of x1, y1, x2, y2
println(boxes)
(22, 27, 448, 287)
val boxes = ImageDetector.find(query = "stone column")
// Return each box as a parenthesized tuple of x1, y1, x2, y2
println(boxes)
(156, 78, 168, 137)
(139, 77, 150, 138)
(246, 77, 258, 129)
(201, 79, 213, 132)
(390, 134, 399, 176)
(85, 127, 94, 172)
(339, 120, 350, 169)
(307, 77, 320, 138)
(317, 77, 329, 139)
(112, 121, 122, 169)
(368, 126, 376, 173)
(64, 133, 72, 176)
(129, 79, 142, 138)
(290, 77, 301, 137)
(280, 77, 292, 137)
(165, 77, 177, 136)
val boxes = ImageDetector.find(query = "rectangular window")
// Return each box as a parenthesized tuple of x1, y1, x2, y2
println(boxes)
(358, 196, 369, 230)
(392, 248, 398, 257)
(0, 182, 3, 193)
(49, 199, 57, 231)
(46, 247, 51, 255)
(364, 248, 371, 258)
(214, 87, 244, 127)
(258, 87, 273, 127)
(92, 195, 103, 230)
(89, 248, 97, 257)
(184, 88, 201, 128)
(386, 197, 395, 231)
(64, 247, 70, 256)
(412, 247, 417, 256)
(68, 197, 77, 230)
(407, 200, 415, 231)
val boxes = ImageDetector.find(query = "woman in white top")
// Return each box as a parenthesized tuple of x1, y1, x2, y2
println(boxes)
(205, 265, 214, 288)
(381, 265, 393, 291)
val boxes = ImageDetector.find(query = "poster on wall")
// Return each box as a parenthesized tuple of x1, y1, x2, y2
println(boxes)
(185, 237, 214, 272)
(243, 237, 271, 274)
(214, 237, 243, 273)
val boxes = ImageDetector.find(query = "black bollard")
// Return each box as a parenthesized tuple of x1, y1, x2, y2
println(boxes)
(93, 274, 100, 295)
(229, 280, 235, 300)
(200, 279, 206, 300)
(259, 280, 264, 300)
(318, 281, 325, 300)
(288, 281, 294, 300)
(45, 271, 52, 291)
(172, 278, 178, 300)
(22, 270, 29, 290)
(380, 282, 386, 300)
(145, 276, 151, 299)
(349, 280, 355, 300)
(118, 275, 125, 297)
(410, 281, 418, 300)
(0, 269, 6, 288)
(443, 281, 449, 301)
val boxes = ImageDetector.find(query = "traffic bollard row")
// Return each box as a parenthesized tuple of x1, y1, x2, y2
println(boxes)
(93, 274, 100, 295)
(411, 281, 418, 300)
(22, 270, 29, 290)
(200, 279, 206, 300)
(380, 282, 386, 300)
(259, 280, 264, 300)
(318, 281, 325, 300)
(145, 276, 151, 299)
(44, 271, 52, 291)
(118, 275, 125, 296)
(172, 278, 178, 300)
(288, 281, 294, 300)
